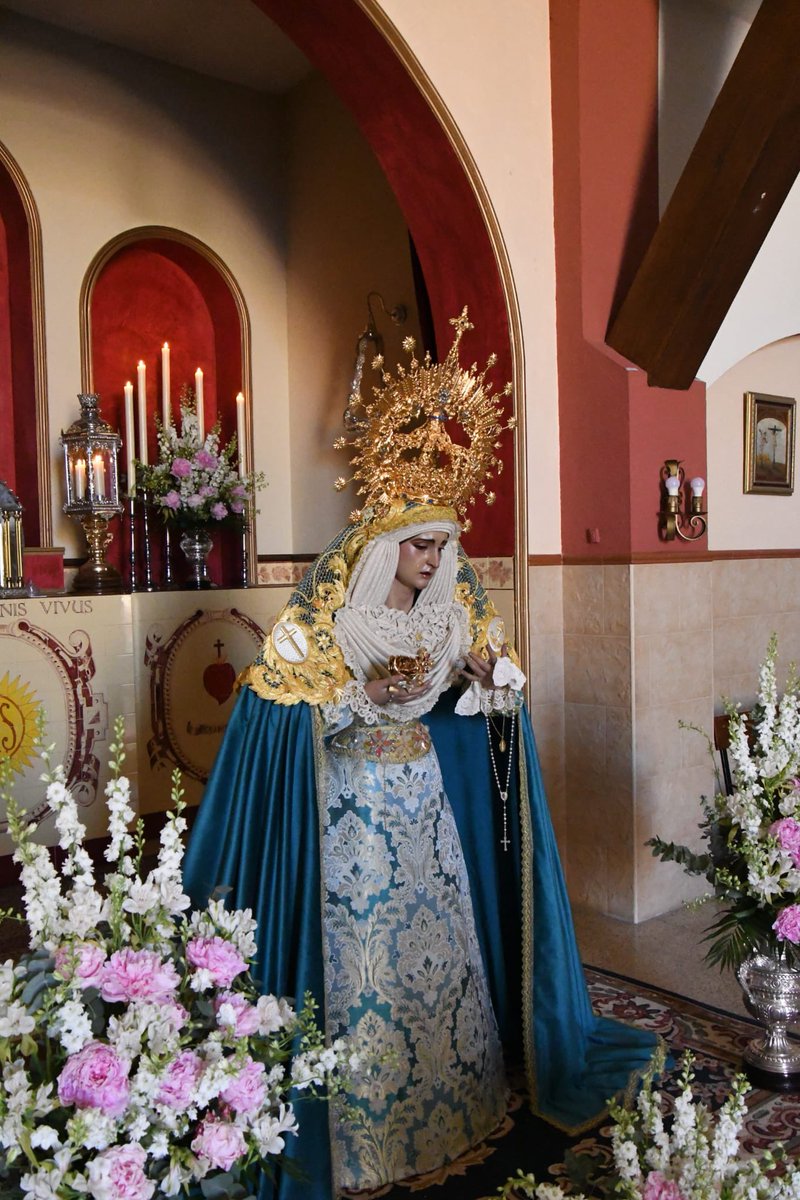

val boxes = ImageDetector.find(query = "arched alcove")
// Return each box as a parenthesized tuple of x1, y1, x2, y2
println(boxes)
(0, 140, 50, 549)
(253, 0, 527, 643)
(80, 228, 253, 587)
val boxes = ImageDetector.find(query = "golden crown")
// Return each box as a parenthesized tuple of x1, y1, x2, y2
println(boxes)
(333, 308, 515, 530)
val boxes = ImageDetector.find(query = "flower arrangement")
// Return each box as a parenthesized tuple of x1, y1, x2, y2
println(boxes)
(649, 635, 800, 971)
(501, 1049, 800, 1199)
(0, 719, 351, 1200)
(136, 392, 265, 527)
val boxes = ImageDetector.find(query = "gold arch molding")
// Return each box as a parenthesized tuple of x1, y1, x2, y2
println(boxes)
(79, 225, 256, 573)
(357, 0, 529, 670)
(0, 138, 52, 546)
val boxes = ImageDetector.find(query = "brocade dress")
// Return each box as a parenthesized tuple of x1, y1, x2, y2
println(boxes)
(320, 705, 507, 1188)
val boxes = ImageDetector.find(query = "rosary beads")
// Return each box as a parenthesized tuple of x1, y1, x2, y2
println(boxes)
(485, 711, 516, 851)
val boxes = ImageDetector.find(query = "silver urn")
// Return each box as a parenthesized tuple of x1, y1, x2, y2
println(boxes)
(737, 952, 800, 1079)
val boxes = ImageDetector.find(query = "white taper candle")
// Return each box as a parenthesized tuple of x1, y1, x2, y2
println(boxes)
(236, 391, 246, 477)
(195, 368, 204, 441)
(137, 360, 148, 466)
(161, 342, 171, 429)
(124, 381, 135, 494)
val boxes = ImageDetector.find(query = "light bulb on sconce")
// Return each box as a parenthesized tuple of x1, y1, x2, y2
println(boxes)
(660, 459, 707, 542)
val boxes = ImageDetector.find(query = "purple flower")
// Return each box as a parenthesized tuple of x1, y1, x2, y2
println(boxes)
(170, 457, 193, 478)
(87, 1143, 154, 1200)
(163, 491, 181, 511)
(100, 948, 180, 1004)
(231, 501, 244, 515)
(194, 449, 218, 470)
(214, 990, 260, 1037)
(771, 817, 800, 867)
(643, 1175, 685, 1200)
(211, 502, 228, 521)
(186, 494, 204, 508)
(58, 1041, 130, 1117)
(186, 935, 247, 987)
(54, 941, 105, 986)
(191, 1115, 247, 1171)
(156, 1049, 204, 1111)
(231, 483, 247, 498)
(199, 485, 215, 498)
(773, 904, 800, 944)
(219, 1056, 267, 1115)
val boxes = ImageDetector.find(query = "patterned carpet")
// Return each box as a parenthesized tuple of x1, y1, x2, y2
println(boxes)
(345, 966, 800, 1200)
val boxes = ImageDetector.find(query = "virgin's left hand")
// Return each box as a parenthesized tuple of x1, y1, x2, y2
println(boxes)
(460, 648, 496, 689)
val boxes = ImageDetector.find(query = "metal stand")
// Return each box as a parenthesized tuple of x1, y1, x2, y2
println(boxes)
(73, 513, 124, 594)
(127, 494, 139, 592)
(163, 522, 174, 588)
(140, 490, 156, 592)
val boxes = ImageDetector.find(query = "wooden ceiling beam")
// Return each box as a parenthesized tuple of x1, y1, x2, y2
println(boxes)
(606, 0, 800, 390)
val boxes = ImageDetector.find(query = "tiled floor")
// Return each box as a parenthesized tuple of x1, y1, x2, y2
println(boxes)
(572, 901, 749, 1020)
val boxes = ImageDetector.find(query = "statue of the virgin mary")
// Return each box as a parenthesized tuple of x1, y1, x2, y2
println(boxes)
(183, 312, 656, 1198)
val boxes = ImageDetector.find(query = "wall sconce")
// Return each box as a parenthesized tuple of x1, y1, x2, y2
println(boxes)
(343, 291, 407, 430)
(660, 459, 707, 542)
(0, 480, 25, 596)
(61, 393, 124, 593)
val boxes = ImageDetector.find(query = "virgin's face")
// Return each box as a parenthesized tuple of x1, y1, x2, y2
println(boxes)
(395, 532, 449, 593)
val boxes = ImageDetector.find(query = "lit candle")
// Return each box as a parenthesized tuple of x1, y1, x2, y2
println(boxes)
(195, 368, 204, 440)
(124, 381, 135, 494)
(236, 391, 246, 477)
(92, 452, 107, 498)
(74, 457, 86, 501)
(162, 342, 171, 429)
(137, 360, 148, 466)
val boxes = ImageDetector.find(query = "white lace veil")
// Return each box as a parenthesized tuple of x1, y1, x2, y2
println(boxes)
(333, 520, 471, 720)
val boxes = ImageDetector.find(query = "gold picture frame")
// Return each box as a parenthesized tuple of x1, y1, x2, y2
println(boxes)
(743, 391, 796, 496)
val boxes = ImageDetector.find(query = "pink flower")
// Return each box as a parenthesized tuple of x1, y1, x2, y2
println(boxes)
(231, 501, 244, 515)
(771, 817, 800, 867)
(643, 1173, 685, 1200)
(773, 904, 800, 943)
(191, 1115, 247, 1171)
(219, 1056, 267, 1115)
(156, 1050, 204, 1111)
(186, 493, 204, 508)
(163, 490, 181, 511)
(211, 502, 228, 521)
(58, 1041, 130, 1116)
(100, 948, 180, 1004)
(214, 990, 260, 1037)
(186, 936, 247, 987)
(54, 941, 105, 986)
(194, 449, 218, 470)
(171, 457, 193, 478)
(87, 1143, 154, 1200)
(199, 485, 215, 498)
(231, 483, 247, 498)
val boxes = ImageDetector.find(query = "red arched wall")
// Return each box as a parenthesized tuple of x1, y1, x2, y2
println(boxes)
(253, 0, 515, 555)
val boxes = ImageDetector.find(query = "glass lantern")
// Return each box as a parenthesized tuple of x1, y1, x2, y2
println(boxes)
(60, 393, 124, 593)
(0, 480, 25, 596)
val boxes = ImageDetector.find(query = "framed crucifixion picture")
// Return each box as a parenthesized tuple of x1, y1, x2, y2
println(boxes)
(743, 391, 796, 496)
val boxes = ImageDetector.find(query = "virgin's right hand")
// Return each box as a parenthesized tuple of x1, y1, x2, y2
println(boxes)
(365, 675, 430, 706)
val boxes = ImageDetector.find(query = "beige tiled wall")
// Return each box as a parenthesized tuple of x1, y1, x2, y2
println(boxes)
(713, 559, 800, 703)
(528, 565, 566, 846)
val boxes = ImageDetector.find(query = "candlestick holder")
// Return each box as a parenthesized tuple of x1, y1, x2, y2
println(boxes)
(61, 393, 124, 594)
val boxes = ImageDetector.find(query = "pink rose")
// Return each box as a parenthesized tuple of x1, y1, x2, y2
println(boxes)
(186, 936, 247, 987)
(211, 502, 228, 521)
(186, 493, 204, 508)
(191, 1115, 247, 1171)
(214, 991, 260, 1037)
(87, 1143, 154, 1200)
(219, 1056, 267, 1115)
(163, 490, 181, 511)
(100, 948, 180, 1004)
(643, 1173, 685, 1200)
(771, 817, 800, 867)
(54, 942, 105, 986)
(171, 457, 193, 478)
(58, 1041, 130, 1117)
(773, 904, 800, 944)
(194, 449, 219, 470)
(156, 1050, 204, 1111)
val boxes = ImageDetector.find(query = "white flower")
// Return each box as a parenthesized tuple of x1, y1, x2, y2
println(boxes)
(121, 879, 160, 915)
(48, 998, 92, 1055)
(252, 1103, 298, 1155)
(0, 1001, 36, 1037)
(30, 1125, 61, 1151)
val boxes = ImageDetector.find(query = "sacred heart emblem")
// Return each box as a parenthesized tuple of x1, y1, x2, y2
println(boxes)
(203, 639, 236, 705)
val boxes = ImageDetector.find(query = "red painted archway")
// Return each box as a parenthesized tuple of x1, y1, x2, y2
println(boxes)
(254, 0, 517, 556)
